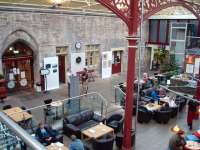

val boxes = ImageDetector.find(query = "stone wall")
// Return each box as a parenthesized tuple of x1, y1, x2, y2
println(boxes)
(0, 9, 151, 86)
(0, 10, 128, 84)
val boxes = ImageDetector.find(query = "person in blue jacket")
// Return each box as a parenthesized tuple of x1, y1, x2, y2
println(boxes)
(69, 135, 85, 150)
(150, 89, 160, 103)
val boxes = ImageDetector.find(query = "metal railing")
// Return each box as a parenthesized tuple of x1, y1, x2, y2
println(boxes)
(0, 92, 108, 149)
(0, 112, 46, 150)
(114, 84, 126, 106)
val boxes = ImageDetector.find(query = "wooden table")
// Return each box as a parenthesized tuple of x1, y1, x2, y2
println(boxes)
(144, 103, 162, 111)
(46, 142, 68, 150)
(184, 141, 200, 150)
(3, 107, 32, 122)
(81, 124, 114, 140)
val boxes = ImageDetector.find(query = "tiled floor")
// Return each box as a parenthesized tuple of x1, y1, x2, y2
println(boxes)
(1, 73, 200, 150)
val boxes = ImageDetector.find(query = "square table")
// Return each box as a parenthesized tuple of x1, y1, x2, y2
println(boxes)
(46, 142, 68, 150)
(81, 124, 114, 140)
(3, 107, 32, 123)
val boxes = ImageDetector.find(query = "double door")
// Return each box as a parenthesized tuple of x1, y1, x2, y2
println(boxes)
(112, 51, 122, 74)
(3, 58, 33, 91)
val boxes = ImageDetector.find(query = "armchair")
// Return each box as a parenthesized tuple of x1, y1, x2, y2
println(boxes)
(106, 113, 124, 133)
(137, 106, 152, 123)
(154, 109, 172, 124)
(92, 134, 114, 150)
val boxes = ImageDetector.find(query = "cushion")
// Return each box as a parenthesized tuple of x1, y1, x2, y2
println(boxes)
(80, 110, 94, 123)
(66, 114, 82, 125)
(193, 132, 200, 139)
(186, 134, 199, 142)
(78, 120, 98, 131)
(108, 121, 118, 128)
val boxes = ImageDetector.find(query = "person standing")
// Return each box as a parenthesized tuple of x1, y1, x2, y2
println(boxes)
(69, 135, 85, 150)
(67, 68, 71, 97)
(187, 100, 197, 130)
(81, 68, 88, 94)
(169, 130, 186, 150)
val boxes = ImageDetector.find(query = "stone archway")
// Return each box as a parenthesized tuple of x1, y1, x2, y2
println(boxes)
(1, 29, 40, 89)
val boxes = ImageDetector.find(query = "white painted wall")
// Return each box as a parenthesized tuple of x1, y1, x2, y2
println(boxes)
(70, 52, 86, 75)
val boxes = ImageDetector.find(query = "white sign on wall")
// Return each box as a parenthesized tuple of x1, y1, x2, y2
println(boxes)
(186, 64, 194, 74)
(71, 52, 86, 76)
(194, 58, 200, 74)
(102, 51, 112, 79)
(43, 56, 59, 91)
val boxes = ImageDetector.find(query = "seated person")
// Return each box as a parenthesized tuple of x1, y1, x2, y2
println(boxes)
(36, 122, 60, 145)
(160, 103, 170, 111)
(168, 99, 177, 108)
(158, 87, 166, 97)
(150, 89, 160, 103)
(169, 130, 186, 150)
(69, 135, 85, 150)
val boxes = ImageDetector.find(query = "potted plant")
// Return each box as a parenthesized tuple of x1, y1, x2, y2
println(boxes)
(153, 48, 169, 71)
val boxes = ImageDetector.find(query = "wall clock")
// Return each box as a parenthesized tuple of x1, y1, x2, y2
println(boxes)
(76, 56, 82, 64)
(75, 42, 81, 49)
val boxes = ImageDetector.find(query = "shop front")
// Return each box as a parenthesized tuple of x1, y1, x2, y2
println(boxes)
(2, 41, 34, 91)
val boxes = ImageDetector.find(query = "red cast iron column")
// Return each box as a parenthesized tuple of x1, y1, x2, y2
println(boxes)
(196, 21, 200, 100)
(95, 0, 139, 149)
(122, 0, 138, 149)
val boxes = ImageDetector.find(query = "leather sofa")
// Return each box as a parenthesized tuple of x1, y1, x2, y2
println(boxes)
(92, 134, 114, 150)
(63, 109, 105, 138)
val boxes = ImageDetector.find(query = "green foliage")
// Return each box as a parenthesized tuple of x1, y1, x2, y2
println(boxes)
(154, 48, 169, 64)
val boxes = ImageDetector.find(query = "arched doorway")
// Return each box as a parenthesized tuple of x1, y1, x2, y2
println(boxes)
(2, 41, 34, 91)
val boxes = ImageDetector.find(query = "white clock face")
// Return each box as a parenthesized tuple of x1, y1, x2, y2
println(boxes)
(75, 42, 81, 49)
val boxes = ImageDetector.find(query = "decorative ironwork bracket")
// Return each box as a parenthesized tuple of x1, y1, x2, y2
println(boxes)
(142, 0, 200, 20)
(96, 0, 131, 27)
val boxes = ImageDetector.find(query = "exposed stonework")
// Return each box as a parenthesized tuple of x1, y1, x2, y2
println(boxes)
(0, 9, 150, 87)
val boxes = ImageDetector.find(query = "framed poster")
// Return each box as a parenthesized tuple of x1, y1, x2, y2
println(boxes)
(43, 56, 59, 91)
(102, 51, 112, 79)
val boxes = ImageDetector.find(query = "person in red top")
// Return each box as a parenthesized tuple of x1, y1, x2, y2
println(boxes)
(187, 100, 198, 130)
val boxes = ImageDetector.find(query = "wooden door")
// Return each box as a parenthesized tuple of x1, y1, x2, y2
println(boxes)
(112, 51, 122, 74)
(58, 55, 66, 83)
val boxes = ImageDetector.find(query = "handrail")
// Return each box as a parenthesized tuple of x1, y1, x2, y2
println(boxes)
(0, 112, 46, 150)
(7, 92, 108, 117)
(160, 85, 200, 104)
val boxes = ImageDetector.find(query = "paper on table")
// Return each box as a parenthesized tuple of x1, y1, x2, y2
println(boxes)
(55, 142, 64, 147)
(89, 129, 95, 133)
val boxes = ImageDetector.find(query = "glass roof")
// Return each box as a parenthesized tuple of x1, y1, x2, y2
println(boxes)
(0, 0, 108, 12)
(1, 0, 200, 15)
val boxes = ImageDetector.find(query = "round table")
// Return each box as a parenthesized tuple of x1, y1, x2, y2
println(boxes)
(184, 141, 200, 150)
(51, 101, 63, 120)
